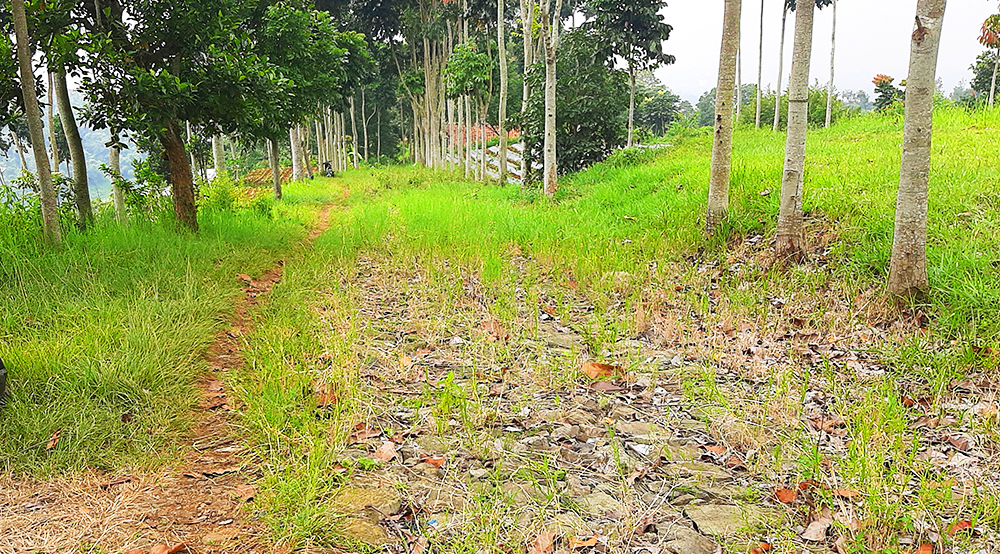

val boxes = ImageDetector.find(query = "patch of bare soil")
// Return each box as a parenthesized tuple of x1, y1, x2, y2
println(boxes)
(0, 204, 335, 554)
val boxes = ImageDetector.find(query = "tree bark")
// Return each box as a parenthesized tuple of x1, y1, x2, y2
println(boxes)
(773, 4, 788, 131)
(300, 125, 313, 179)
(541, 0, 562, 197)
(350, 97, 360, 169)
(775, 0, 816, 263)
(212, 135, 225, 175)
(825, 0, 838, 127)
(888, 0, 947, 298)
(47, 71, 58, 172)
(706, 0, 742, 234)
(735, 44, 742, 122)
(755, 0, 764, 128)
(990, 54, 998, 108)
(498, 0, 509, 183)
(289, 126, 304, 181)
(627, 67, 636, 147)
(13, 0, 61, 245)
(268, 138, 282, 200)
(110, 145, 126, 221)
(521, 0, 534, 186)
(158, 119, 198, 232)
(54, 71, 92, 230)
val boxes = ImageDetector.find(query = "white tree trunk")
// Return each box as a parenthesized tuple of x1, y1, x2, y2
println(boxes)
(13, 0, 60, 245)
(707, 0, 742, 233)
(212, 135, 225, 175)
(350, 97, 360, 169)
(498, 0, 509, 182)
(755, 0, 764, 128)
(627, 68, 636, 147)
(300, 125, 313, 179)
(268, 138, 282, 200)
(735, 44, 742, 122)
(888, 0, 947, 298)
(47, 71, 59, 172)
(521, 0, 534, 185)
(541, 0, 563, 197)
(990, 55, 998, 108)
(825, 0, 838, 127)
(773, 5, 788, 131)
(290, 126, 304, 181)
(775, 0, 816, 263)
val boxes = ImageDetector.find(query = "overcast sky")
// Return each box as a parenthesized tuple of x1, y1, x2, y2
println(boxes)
(654, 1, 997, 104)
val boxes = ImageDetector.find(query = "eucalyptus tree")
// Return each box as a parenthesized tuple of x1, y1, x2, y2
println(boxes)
(706, 0, 741, 234)
(773, 0, 831, 131)
(79, 0, 276, 232)
(444, 41, 495, 180)
(539, 0, 563, 196)
(980, 12, 1000, 107)
(581, 0, 673, 149)
(498, 0, 509, 182)
(824, 0, 837, 127)
(889, 0, 947, 298)
(10, 0, 60, 244)
(755, 0, 764, 128)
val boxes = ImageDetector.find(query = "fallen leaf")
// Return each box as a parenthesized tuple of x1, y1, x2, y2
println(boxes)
(750, 542, 773, 554)
(149, 544, 189, 554)
(633, 515, 656, 535)
(421, 456, 446, 468)
(807, 415, 848, 436)
(582, 362, 620, 380)
(775, 488, 798, 504)
(833, 511, 861, 532)
(45, 429, 61, 451)
(99, 476, 132, 490)
(349, 422, 382, 443)
(724, 454, 745, 470)
(914, 543, 933, 554)
(947, 435, 971, 451)
(801, 512, 833, 542)
(568, 535, 598, 549)
(235, 273, 252, 283)
(833, 535, 850, 554)
(408, 536, 429, 554)
(703, 445, 727, 455)
(529, 532, 557, 554)
(481, 319, 509, 340)
(374, 441, 397, 462)
(947, 520, 972, 536)
(832, 488, 860, 499)
(234, 484, 257, 502)
(124, 550, 145, 554)
(589, 381, 625, 393)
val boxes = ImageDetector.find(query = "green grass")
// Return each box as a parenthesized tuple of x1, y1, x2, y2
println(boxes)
(0, 178, 338, 474)
(230, 106, 1000, 553)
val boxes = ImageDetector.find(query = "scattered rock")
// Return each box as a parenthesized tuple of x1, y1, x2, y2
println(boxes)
(661, 525, 718, 554)
(580, 492, 625, 518)
(684, 504, 747, 537)
(663, 462, 735, 484)
(330, 484, 402, 520)
(338, 518, 394, 547)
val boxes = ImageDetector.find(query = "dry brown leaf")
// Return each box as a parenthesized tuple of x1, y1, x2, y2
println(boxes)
(833, 488, 860, 499)
(947, 520, 972, 536)
(374, 441, 397, 462)
(703, 445, 726, 455)
(124, 550, 146, 554)
(807, 415, 847, 436)
(750, 543, 773, 554)
(775, 488, 797, 504)
(408, 536, 429, 554)
(528, 532, 557, 554)
(589, 381, 625, 393)
(349, 422, 382, 443)
(568, 535, 598, 549)
(914, 543, 933, 554)
(833, 535, 850, 554)
(481, 319, 510, 340)
(45, 429, 61, 451)
(947, 435, 971, 451)
(149, 544, 189, 554)
(801, 512, 833, 542)
(421, 456, 446, 468)
(582, 362, 620, 380)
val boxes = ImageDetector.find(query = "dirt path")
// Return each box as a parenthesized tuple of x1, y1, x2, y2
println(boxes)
(0, 204, 336, 554)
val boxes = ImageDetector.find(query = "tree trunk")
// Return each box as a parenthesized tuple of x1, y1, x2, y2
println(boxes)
(290, 126, 304, 181)
(14, 133, 28, 173)
(47, 71, 58, 172)
(774, 0, 816, 263)
(186, 121, 197, 176)
(55, 71, 92, 230)
(110, 145, 126, 221)
(158, 119, 198, 232)
(361, 88, 370, 162)
(989, 54, 998, 108)
(755, 0, 764, 128)
(212, 135, 225, 175)
(773, 4, 788, 131)
(521, 0, 534, 186)
(269, 138, 282, 200)
(541, 0, 563, 197)
(350, 97, 360, 169)
(706, 0, 742, 234)
(888, 0, 947, 298)
(498, 0, 509, 183)
(825, 0, 838, 127)
(627, 67, 636, 147)
(301, 125, 314, 179)
(735, 44, 742, 122)
(377, 110, 382, 160)
(465, 97, 472, 178)
(13, 0, 61, 245)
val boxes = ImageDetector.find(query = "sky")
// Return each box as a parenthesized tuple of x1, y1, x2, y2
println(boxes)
(654, 1, 998, 104)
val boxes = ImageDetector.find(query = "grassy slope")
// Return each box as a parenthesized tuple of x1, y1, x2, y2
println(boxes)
(232, 107, 1000, 551)
(0, 179, 338, 474)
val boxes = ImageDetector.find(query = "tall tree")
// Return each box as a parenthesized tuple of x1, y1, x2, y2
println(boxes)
(540, 0, 563, 196)
(498, 0, 509, 183)
(824, 0, 837, 127)
(980, 12, 1000, 108)
(11, 0, 60, 244)
(53, 71, 92, 229)
(582, 0, 674, 148)
(888, 0, 947, 298)
(755, 0, 764, 128)
(706, 0, 741, 234)
(774, 0, 815, 262)
(773, 1, 788, 131)
(520, 0, 534, 185)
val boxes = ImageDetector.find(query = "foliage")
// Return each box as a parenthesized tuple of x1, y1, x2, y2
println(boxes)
(443, 42, 496, 107)
(635, 75, 682, 136)
(873, 74, 903, 111)
(743, 87, 852, 128)
(968, 51, 1000, 104)
(522, 29, 629, 178)
(581, 0, 674, 73)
